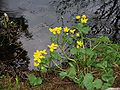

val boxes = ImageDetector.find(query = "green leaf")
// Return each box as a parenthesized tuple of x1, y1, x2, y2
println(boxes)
(76, 72, 84, 85)
(59, 72, 67, 79)
(50, 36, 57, 43)
(73, 23, 83, 31)
(67, 63, 76, 79)
(35, 77, 42, 85)
(51, 52, 61, 60)
(85, 48, 95, 56)
(102, 74, 115, 84)
(67, 37, 73, 44)
(28, 74, 42, 86)
(81, 26, 91, 34)
(70, 48, 78, 55)
(83, 73, 94, 90)
(42, 58, 49, 64)
(96, 61, 108, 69)
(93, 79, 102, 89)
(78, 48, 85, 54)
(101, 83, 111, 90)
(73, 23, 91, 34)
(87, 59, 95, 66)
(40, 66, 47, 72)
(28, 74, 37, 86)
(98, 36, 110, 42)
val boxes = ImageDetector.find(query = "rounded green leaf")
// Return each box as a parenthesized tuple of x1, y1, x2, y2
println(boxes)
(93, 79, 103, 89)
(83, 73, 94, 90)
(59, 72, 67, 79)
(101, 83, 111, 90)
(70, 48, 78, 54)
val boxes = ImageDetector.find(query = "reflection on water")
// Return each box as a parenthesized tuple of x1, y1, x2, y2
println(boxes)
(0, 13, 31, 75)
(0, 0, 58, 70)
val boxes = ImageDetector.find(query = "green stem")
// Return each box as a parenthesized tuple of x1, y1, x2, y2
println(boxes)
(60, 45, 80, 73)
(92, 42, 101, 50)
(52, 60, 65, 71)
(90, 40, 92, 49)
(80, 31, 86, 62)
(61, 45, 76, 63)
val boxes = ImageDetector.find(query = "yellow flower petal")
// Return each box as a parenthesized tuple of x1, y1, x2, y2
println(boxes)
(33, 50, 42, 59)
(40, 49, 47, 55)
(39, 55, 45, 59)
(57, 30, 61, 34)
(48, 43, 58, 52)
(70, 29, 76, 34)
(77, 41, 83, 47)
(76, 15, 80, 20)
(49, 28, 53, 32)
(82, 15, 87, 18)
(37, 59, 42, 63)
(50, 49, 54, 52)
(81, 18, 88, 24)
(64, 27, 70, 33)
(76, 33, 80, 37)
(34, 62, 39, 67)
(76, 45, 80, 48)
(81, 15, 88, 23)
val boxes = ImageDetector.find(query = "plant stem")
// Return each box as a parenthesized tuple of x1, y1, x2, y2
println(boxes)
(92, 42, 101, 50)
(61, 45, 76, 63)
(52, 60, 65, 71)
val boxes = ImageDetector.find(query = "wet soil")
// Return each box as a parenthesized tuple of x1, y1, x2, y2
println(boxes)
(0, 70, 120, 90)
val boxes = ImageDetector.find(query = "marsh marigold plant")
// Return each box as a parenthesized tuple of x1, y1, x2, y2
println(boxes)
(32, 15, 120, 90)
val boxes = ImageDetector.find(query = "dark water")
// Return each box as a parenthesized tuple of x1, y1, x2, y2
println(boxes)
(0, 0, 120, 70)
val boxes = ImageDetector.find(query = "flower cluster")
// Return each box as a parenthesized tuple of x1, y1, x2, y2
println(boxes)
(49, 27, 62, 34)
(48, 43, 59, 52)
(33, 15, 88, 67)
(33, 49, 47, 67)
(76, 15, 88, 24)
(33, 43, 59, 67)
(63, 27, 76, 34)
(76, 41, 84, 48)
(49, 25, 81, 37)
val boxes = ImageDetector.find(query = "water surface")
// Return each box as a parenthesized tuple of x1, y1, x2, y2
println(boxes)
(0, 0, 120, 70)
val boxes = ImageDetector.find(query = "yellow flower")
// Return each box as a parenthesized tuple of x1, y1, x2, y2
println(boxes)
(64, 27, 70, 33)
(48, 43, 58, 52)
(40, 49, 47, 55)
(76, 33, 80, 37)
(76, 41, 83, 48)
(81, 15, 88, 24)
(33, 50, 42, 59)
(55, 27, 62, 34)
(70, 29, 76, 34)
(58, 27, 62, 33)
(33, 49, 47, 65)
(77, 41, 83, 46)
(49, 28, 56, 34)
(37, 59, 42, 63)
(76, 15, 80, 20)
(49, 27, 62, 34)
(34, 62, 40, 67)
